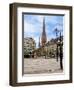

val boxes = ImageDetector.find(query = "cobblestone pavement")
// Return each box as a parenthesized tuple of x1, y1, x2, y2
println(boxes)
(24, 58, 63, 74)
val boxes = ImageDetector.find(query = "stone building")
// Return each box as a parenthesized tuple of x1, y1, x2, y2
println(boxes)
(45, 37, 63, 58)
(33, 37, 63, 58)
(24, 37, 36, 57)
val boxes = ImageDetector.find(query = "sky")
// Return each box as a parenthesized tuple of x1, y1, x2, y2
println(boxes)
(24, 14, 64, 48)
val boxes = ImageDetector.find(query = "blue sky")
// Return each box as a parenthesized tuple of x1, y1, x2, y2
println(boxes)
(24, 14, 64, 48)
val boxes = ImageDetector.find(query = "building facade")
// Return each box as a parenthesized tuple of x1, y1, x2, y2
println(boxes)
(24, 37, 36, 57)
(33, 37, 63, 58)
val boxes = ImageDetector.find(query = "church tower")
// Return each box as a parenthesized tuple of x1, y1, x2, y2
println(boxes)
(41, 17, 47, 47)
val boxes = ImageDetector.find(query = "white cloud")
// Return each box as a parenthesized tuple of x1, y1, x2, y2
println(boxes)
(46, 16, 58, 24)
(24, 20, 42, 47)
(24, 21, 36, 33)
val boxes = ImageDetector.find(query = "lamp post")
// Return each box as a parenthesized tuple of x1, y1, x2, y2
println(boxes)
(54, 23, 63, 69)
(57, 32, 63, 70)
(59, 32, 63, 70)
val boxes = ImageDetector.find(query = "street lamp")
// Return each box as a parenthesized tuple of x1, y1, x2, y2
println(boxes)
(57, 32, 63, 70)
(54, 23, 63, 69)
(59, 32, 63, 70)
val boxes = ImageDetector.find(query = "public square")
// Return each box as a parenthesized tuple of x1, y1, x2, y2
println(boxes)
(24, 58, 63, 74)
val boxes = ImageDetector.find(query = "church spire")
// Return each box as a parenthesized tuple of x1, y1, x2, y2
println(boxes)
(43, 17, 45, 34)
(41, 17, 47, 46)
